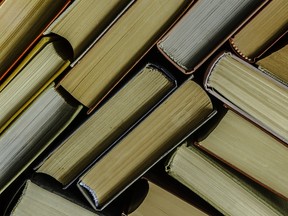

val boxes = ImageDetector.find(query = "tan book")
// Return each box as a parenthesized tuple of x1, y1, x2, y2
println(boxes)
(0, 0, 69, 80)
(129, 180, 208, 216)
(197, 109, 288, 200)
(230, 0, 288, 61)
(37, 64, 176, 186)
(7, 180, 98, 216)
(0, 84, 82, 193)
(157, 0, 266, 73)
(166, 144, 288, 216)
(257, 44, 288, 84)
(0, 0, 134, 133)
(59, 0, 190, 110)
(45, 0, 133, 62)
(0, 36, 71, 134)
(204, 52, 288, 144)
(77, 80, 215, 210)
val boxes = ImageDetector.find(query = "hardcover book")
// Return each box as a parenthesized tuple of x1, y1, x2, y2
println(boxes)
(204, 52, 288, 144)
(166, 144, 288, 215)
(256, 42, 288, 84)
(129, 179, 208, 216)
(77, 79, 216, 210)
(230, 0, 288, 62)
(6, 177, 99, 216)
(59, 0, 191, 112)
(157, 0, 267, 73)
(44, 0, 134, 64)
(126, 167, 222, 216)
(196, 109, 288, 201)
(0, 36, 71, 133)
(37, 63, 176, 186)
(0, 84, 82, 193)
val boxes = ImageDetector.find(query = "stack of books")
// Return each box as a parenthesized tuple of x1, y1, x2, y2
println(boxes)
(1, 0, 287, 215)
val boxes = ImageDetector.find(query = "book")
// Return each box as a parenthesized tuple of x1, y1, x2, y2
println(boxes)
(44, 0, 134, 63)
(204, 52, 288, 144)
(166, 144, 288, 215)
(256, 43, 288, 84)
(0, 0, 70, 80)
(230, 0, 288, 62)
(135, 163, 223, 216)
(157, 0, 267, 74)
(128, 179, 208, 216)
(59, 0, 190, 111)
(0, 84, 82, 193)
(77, 79, 216, 210)
(196, 109, 288, 200)
(37, 64, 176, 186)
(6, 179, 99, 216)
(0, 36, 71, 134)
